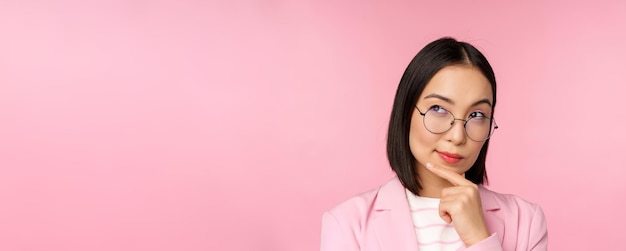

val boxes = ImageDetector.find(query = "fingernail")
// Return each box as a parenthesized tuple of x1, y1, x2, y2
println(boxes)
(426, 163, 434, 169)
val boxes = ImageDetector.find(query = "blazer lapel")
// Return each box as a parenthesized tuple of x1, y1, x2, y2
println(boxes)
(372, 177, 420, 251)
(479, 186, 505, 244)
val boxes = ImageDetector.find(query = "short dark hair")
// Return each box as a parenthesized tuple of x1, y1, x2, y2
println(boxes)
(386, 37, 497, 195)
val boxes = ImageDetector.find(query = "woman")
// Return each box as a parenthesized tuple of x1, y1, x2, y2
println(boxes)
(320, 37, 548, 251)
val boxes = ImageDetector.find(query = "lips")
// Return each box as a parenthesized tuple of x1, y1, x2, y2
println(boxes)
(437, 151, 463, 164)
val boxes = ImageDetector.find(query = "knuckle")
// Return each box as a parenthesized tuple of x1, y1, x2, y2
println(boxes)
(453, 203, 463, 212)
(463, 185, 478, 195)
(459, 195, 470, 204)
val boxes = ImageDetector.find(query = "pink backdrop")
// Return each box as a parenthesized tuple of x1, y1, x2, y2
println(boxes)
(1, 0, 625, 250)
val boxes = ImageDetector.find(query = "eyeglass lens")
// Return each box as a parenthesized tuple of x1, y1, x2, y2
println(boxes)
(423, 109, 494, 141)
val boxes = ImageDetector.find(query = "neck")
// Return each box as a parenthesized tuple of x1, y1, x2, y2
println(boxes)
(415, 164, 454, 198)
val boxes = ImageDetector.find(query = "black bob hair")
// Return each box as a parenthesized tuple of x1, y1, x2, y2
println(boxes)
(386, 37, 497, 195)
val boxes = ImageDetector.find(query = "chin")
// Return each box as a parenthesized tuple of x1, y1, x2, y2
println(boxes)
(439, 162, 471, 174)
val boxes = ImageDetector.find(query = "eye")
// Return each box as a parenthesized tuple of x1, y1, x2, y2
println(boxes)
(428, 105, 448, 114)
(469, 111, 487, 119)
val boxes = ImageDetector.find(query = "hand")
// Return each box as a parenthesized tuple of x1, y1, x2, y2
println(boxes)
(426, 163, 490, 247)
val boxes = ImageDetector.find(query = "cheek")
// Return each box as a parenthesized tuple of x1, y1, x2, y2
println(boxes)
(465, 142, 485, 163)
(408, 119, 438, 160)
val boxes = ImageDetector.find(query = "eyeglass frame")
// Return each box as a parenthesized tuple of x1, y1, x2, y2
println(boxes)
(415, 105, 499, 142)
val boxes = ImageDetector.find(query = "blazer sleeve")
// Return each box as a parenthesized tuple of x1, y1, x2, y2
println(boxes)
(320, 211, 360, 251)
(463, 234, 503, 251)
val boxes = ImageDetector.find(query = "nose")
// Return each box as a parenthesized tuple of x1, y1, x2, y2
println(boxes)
(445, 119, 467, 145)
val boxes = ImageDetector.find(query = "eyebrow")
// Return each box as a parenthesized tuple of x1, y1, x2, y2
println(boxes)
(423, 93, 493, 107)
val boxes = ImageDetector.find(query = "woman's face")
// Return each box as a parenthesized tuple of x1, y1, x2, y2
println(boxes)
(409, 65, 493, 175)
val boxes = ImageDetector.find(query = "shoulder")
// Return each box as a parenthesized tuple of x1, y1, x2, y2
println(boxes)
(323, 177, 402, 226)
(320, 181, 388, 248)
(325, 183, 382, 220)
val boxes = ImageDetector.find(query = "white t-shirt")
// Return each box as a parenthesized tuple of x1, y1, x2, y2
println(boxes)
(406, 189, 463, 251)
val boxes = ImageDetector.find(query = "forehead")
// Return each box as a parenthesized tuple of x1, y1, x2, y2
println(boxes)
(420, 65, 493, 105)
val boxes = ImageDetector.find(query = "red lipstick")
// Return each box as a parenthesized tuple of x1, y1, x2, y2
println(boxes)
(437, 151, 463, 164)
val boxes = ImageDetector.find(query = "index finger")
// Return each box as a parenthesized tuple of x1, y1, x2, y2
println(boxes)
(425, 163, 472, 186)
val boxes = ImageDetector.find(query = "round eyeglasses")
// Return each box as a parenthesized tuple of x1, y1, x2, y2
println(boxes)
(415, 105, 498, 142)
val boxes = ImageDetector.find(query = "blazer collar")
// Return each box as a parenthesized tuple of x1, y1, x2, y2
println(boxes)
(372, 177, 505, 249)
(372, 177, 420, 251)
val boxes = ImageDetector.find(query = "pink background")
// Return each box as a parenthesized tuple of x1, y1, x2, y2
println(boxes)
(1, 0, 625, 250)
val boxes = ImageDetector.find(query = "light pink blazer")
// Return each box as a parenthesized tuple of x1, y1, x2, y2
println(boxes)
(320, 177, 548, 251)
